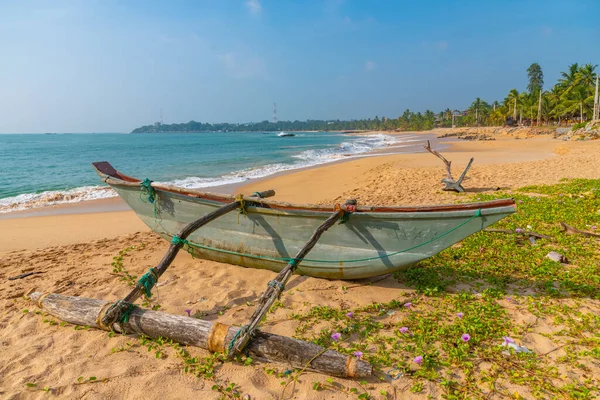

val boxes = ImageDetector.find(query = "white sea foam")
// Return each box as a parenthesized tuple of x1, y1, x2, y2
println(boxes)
(0, 186, 117, 214)
(1, 134, 402, 213)
(165, 134, 399, 189)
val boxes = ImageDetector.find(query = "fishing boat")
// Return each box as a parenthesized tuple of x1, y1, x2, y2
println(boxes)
(277, 131, 295, 137)
(93, 162, 516, 280)
(29, 162, 517, 370)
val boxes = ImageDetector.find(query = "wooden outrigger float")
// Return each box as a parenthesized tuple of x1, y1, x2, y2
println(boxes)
(30, 292, 372, 378)
(29, 161, 517, 377)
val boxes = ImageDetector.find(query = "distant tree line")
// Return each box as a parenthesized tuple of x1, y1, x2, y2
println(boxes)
(131, 62, 598, 134)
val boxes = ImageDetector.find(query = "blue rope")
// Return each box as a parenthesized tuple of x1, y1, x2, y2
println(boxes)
(228, 325, 248, 354)
(115, 300, 134, 324)
(267, 280, 285, 291)
(140, 178, 156, 204)
(137, 268, 158, 298)
(171, 236, 189, 246)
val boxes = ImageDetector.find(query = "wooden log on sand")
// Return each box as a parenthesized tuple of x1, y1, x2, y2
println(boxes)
(30, 292, 372, 378)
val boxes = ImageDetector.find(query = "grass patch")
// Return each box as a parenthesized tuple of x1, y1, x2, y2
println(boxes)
(292, 178, 600, 399)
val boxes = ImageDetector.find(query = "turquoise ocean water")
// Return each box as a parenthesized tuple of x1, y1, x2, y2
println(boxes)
(0, 132, 416, 213)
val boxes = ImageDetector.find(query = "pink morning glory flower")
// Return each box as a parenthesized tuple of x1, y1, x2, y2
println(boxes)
(503, 336, 515, 344)
(353, 351, 363, 360)
(331, 332, 341, 341)
(413, 356, 423, 364)
(346, 312, 354, 318)
(399, 327, 409, 334)
(184, 309, 192, 317)
(461, 334, 471, 342)
(515, 228, 524, 233)
(592, 226, 597, 230)
(456, 312, 464, 319)
(404, 302, 412, 308)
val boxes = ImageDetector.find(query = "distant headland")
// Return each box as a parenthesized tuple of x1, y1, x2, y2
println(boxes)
(132, 62, 599, 134)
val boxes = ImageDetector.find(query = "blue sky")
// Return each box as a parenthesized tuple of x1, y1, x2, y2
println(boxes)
(0, 0, 598, 133)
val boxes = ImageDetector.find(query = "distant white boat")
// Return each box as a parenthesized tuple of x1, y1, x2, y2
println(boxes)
(277, 131, 295, 137)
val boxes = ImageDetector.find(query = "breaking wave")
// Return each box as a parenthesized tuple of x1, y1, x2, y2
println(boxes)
(0, 186, 116, 214)
(1, 134, 400, 213)
(166, 134, 398, 189)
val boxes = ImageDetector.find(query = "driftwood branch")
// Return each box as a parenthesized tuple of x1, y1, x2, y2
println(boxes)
(424, 140, 453, 180)
(30, 292, 372, 378)
(8, 272, 43, 281)
(483, 229, 554, 240)
(559, 222, 600, 238)
(424, 140, 474, 192)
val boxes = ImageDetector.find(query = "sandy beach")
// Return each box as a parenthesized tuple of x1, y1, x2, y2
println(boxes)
(1, 131, 599, 399)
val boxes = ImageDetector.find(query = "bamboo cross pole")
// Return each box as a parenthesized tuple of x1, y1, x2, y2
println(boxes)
(228, 203, 354, 358)
(30, 292, 372, 378)
(100, 189, 276, 327)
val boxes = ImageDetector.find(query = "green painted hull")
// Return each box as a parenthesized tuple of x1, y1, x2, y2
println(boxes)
(104, 182, 515, 280)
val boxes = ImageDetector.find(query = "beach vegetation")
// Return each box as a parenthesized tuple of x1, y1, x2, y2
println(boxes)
(284, 178, 600, 398)
(131, 62, 597, 134)
(53, 178, 598, 399)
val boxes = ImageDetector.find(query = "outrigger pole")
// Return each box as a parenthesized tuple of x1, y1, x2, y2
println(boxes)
(100, 186, 276, 328)
(227, 200, 357, 358)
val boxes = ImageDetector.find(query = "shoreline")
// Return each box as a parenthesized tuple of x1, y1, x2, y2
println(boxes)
(0, 131, 442, 219)
(0, 130, 570, 219)
(2, 133, 599, 253)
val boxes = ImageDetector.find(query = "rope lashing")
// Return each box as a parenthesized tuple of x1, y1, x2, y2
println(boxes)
(170, 208, 483, 264)
(117, 301, 135, 324)
(236, 194, 247, 223)
(171, 236, 189, 246)
(172, 236, 197, 258)
(337, 200, 357, 225)
(137, 267, 159, 298)
(228, 325, 250, 355)
(267, 280, 285, 291)
(236, 194, 246, 213)
(140, 178, 156, 204)
(104, 300, 135, 327)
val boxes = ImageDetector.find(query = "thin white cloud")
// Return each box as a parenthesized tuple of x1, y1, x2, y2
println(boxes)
(365, 60, 376, 71)
(245, 0, 262, 15)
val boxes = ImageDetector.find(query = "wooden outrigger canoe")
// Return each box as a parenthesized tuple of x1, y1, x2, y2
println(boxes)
(93, 161, 516, 280)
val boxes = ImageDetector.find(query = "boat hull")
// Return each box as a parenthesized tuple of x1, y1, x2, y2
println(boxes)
(106, 183, 515, 280)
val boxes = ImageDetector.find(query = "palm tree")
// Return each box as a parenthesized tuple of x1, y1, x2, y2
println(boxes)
(473, 97, 482, 125)
(577, 64, 597, 89)
(443, 108, 452, 121)
(505, 89, 519, 120)
(519, 92, 535, 124)
(560, 85, 594, 123)
(558, 63, 580, 95)
(547, 85, 564, 124)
